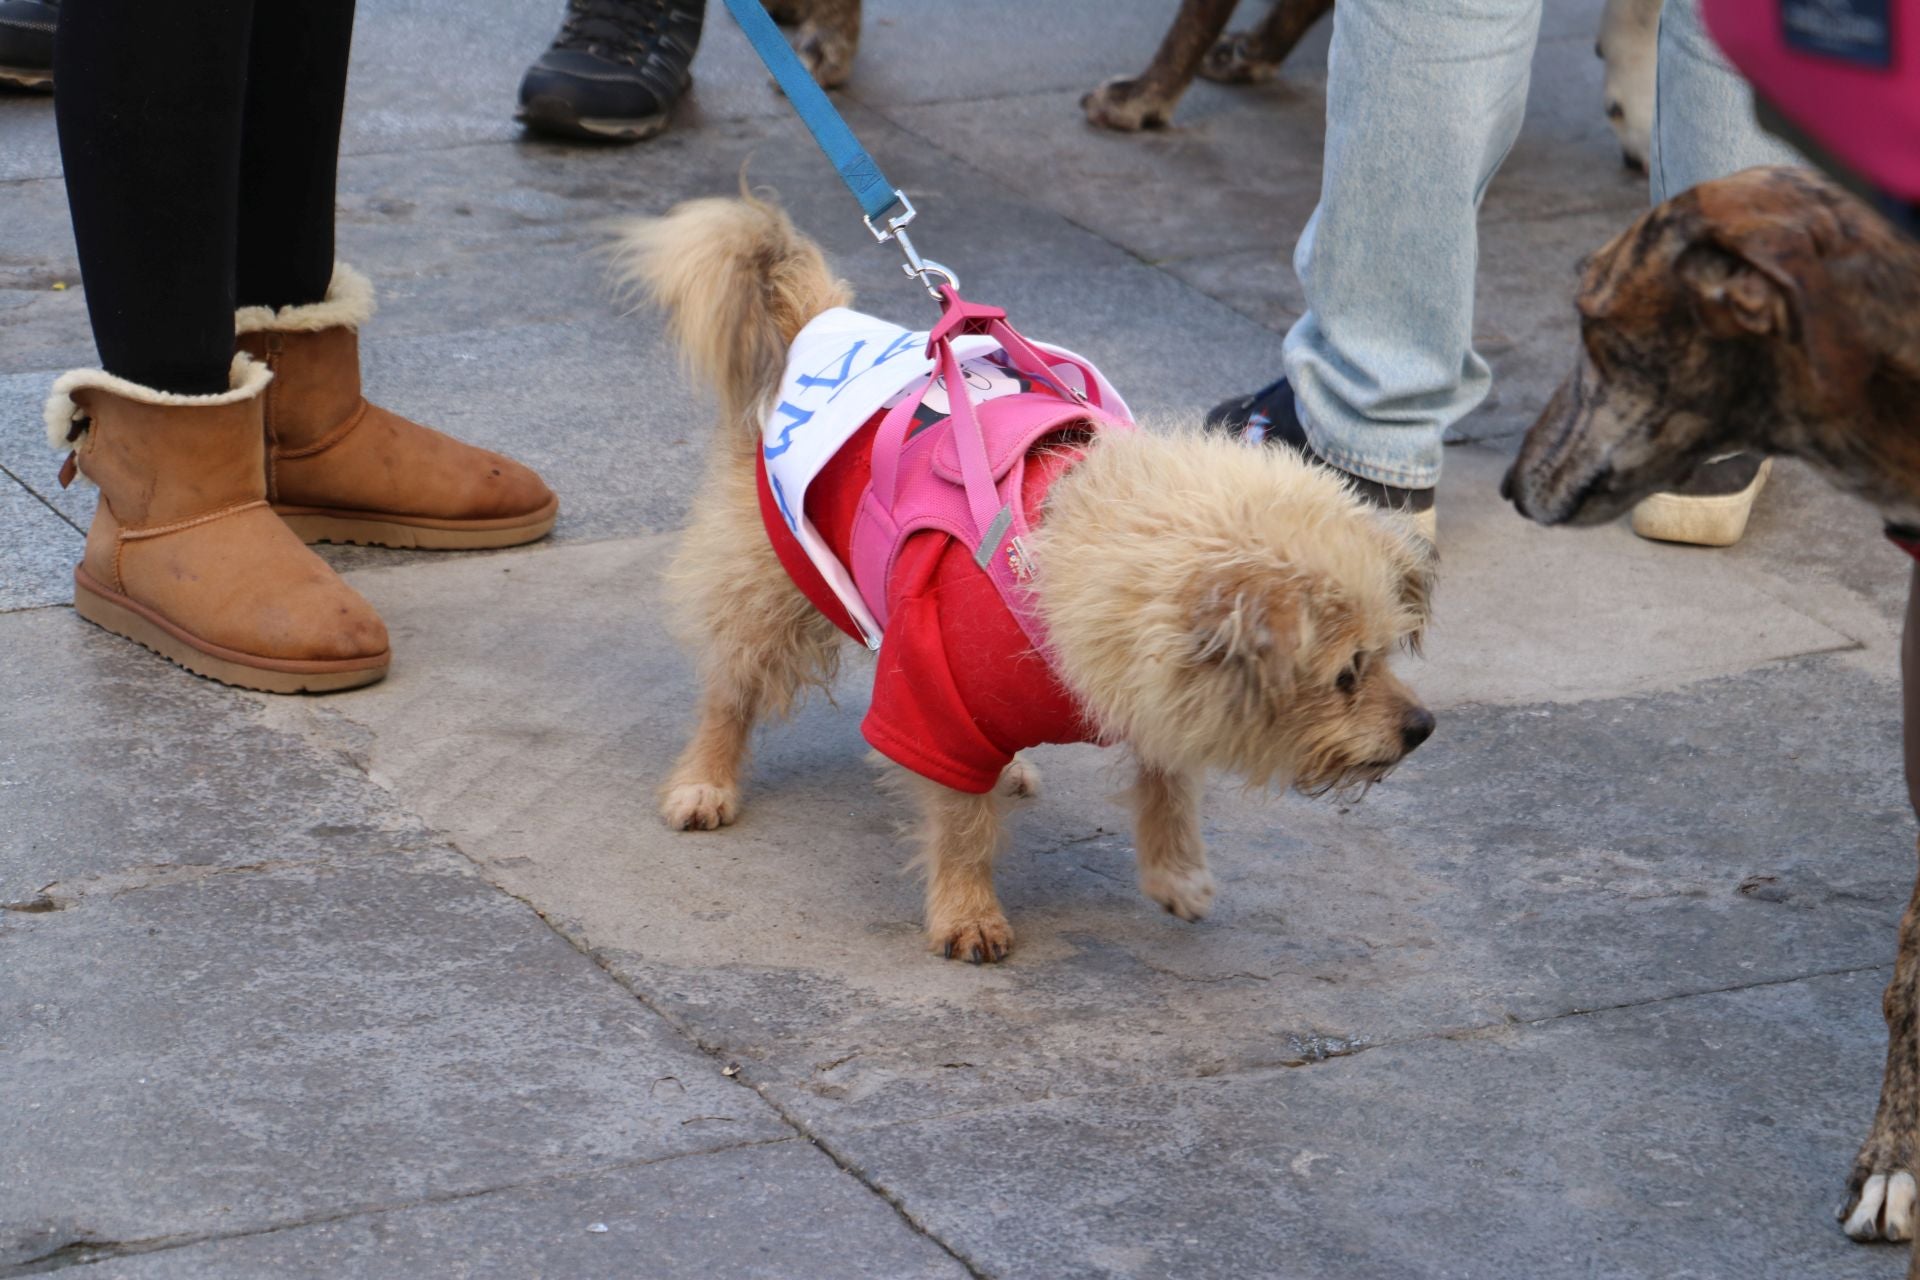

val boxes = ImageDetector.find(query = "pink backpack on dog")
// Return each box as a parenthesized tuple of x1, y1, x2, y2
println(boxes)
(844, 288, 1134, 651)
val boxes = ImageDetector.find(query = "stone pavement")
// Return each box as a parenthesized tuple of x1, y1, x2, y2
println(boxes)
(1, 1, 1915, 1276)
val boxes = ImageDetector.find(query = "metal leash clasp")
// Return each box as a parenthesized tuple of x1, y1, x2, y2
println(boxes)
(864, 191, 959, 302)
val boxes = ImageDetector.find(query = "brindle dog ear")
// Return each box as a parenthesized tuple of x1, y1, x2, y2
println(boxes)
(1675, 239, 1797, 340)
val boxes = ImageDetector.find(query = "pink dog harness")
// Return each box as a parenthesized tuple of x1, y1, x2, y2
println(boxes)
(764, 287, 1134, 652)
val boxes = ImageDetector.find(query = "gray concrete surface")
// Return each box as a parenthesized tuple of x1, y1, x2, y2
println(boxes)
(1, 1, 1915, 1277)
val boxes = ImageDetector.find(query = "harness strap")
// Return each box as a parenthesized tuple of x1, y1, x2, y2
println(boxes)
(718, 0, 902, 224)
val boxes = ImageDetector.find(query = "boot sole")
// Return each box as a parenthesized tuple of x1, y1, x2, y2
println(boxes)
(73, 568, 390, 695)
(516, 94, 672, 143)
(0, 66, 53, 92)
(1630, 460, 1772, 548)
(275, 496, 559, 550)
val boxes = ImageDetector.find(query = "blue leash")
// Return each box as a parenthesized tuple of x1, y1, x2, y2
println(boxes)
(719, 0, 957, 298)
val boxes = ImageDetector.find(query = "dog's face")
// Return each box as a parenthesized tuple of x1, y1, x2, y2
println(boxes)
(1033, 432, 1435, 797)
(1505, 166, 1863, 527)
(1174, 542, 1436, 795)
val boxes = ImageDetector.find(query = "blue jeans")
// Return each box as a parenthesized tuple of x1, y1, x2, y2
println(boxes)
(1281, 0, 1800, 490)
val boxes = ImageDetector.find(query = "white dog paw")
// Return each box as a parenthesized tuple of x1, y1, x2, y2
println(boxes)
(1139, 865, 1216, 922)
(997, 756, 1043, 801)
(1843, 1171, 1917, 1241)
(660, 783, 739, 832)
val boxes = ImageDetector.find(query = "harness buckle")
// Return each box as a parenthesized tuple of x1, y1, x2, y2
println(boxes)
(863, 190, 960, 301)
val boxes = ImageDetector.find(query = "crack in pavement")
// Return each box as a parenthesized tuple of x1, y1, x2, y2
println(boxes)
(0, 1137, 800, 1277)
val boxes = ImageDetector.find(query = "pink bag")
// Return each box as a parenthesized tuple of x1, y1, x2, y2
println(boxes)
(848, 288, 1133, 650)
(1703, 0, 1920, 200)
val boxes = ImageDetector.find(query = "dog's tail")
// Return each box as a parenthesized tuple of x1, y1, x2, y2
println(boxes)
(611, 192, 852, 432)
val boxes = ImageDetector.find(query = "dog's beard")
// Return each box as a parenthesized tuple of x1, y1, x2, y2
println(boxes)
(1292, 754, 1400, 803)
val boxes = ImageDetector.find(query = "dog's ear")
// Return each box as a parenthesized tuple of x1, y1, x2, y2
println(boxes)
(1675, 234, 1803, 342)
(1183, 566, 1307, 677)
(1385, 522, 1436, 654)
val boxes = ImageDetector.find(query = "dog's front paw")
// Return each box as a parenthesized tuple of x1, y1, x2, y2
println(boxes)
(997, 756, 1043, 801)
(1081, 77, 1172, 131)
(660, 783, 739, 831)
(796, 23, 856, 87)
(1140, 865, 1216, 922)
(1841, 1170, 1918, 1241)
(930, 915, 1014, 964)
(1200, 32, 1284, 84)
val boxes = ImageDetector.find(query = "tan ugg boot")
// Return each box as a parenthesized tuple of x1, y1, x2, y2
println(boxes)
(45, 356, 391, 694)
(234, 266, 558, 549)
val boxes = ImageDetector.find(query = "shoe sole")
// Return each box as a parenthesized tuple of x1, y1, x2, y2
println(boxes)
(516, 94, 671, 142)
(0, 65, 52, 91)
(1630, 460, 1772, 548)
(275, 496, 559, 550)
(74, 568, 389, 695)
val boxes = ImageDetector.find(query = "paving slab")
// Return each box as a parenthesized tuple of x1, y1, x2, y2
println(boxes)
(80, 1139, 968, 1280)
(0, 472, 78, 613)
(0, 845, 789, 1270)
(832, 970, 1904, 1280)
(246, 534, 1913, 1140)
(0, 607, 416, 899)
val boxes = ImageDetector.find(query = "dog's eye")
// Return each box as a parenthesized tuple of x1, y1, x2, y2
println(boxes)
(1336, 665, 1358, 695)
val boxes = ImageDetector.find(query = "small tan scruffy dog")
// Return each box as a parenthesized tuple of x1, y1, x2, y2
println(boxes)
(617, 193, 1436, 963)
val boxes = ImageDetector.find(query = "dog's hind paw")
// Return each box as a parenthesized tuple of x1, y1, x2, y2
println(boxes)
(1200, 32, 1284, 84)
(660, 783, 739, 831)
(930, 916, 1014, 965)
(796, 23, 856, 88)
(1841, 1170, 1918, 1241)
(1139, 865, 1216, 922)
(1081, 77, 1172, 131)
(997, 756, 1043, 801)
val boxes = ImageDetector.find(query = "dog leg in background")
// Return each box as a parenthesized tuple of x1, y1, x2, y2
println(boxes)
(1597, 0, 1660, 172)
(1201, 0, 1333, 85)
(761, 0, 807, 23)
(1132, 764, 1216, 922)
(908, 772, 1015, 963)
(1082, 0, 1238, 131)
(1842, 566, 1920, 1247)
(793, 0, 858, 88)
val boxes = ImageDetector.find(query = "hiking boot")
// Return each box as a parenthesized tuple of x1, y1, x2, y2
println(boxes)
(0, 0, 56, 93)
(516, 0, 702, 142)
(1630, 452, 1771, 547)
(1205, 376, 1438, 542)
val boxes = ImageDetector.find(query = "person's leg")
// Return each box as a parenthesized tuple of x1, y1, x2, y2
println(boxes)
(1627, 0, 1804, 547)
(1281, 0, 1543, 494)
(1649, 0, 1800, 203)
(53, 0, 251, 393)
(226, 0, 556, 552)
(46, 0, 390, 693)
(236, 1, 355, 310)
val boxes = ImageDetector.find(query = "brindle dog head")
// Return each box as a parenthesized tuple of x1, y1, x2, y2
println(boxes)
(1504, 166, 1880, 526)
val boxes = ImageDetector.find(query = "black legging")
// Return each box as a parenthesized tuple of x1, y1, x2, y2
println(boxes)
(54, 0, 356, 395)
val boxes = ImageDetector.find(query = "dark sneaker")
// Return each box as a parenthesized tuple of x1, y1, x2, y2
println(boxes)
(516, 0, 702, 143)
(1205, 376, 1437, 539)
(1631, 451, 1770, 547)
(0, 0, 56, 93)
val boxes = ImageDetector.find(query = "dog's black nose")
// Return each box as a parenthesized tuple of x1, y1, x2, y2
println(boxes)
(1401, 708, 1435, 753)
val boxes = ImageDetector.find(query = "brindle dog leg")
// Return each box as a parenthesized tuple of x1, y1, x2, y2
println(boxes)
(795, 0, 858, 87)
(1082, 0, 1238, 131)
(1201, 0, 1333, 84)
(1842, 566, 1920, 1250)
(761, 0, 807, 23)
